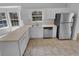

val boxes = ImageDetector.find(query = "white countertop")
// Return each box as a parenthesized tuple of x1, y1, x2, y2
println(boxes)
(42, 24, 55, 27)
(0, 25, 32, 42)
(32, 24, 56, 27)
(0, 23, 56, 42)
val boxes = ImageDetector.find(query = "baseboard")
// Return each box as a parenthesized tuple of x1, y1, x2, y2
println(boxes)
(30, 38, 43, 40)
(58, 38, 72, 40)
(30, 37, 57, 40)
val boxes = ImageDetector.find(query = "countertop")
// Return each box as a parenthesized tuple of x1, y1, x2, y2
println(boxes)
(42, 24, 55, 27)
(0, 23, 56, 42)
(31, 21, 56, 27)
(32, 24, 56, 27)
(0, 25, 32, 42)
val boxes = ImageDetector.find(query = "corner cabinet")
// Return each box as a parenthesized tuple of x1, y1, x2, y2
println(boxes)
(0, 6, 23, 31)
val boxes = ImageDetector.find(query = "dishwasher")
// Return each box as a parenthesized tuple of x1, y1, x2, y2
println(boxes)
(43, 27, 53, 39)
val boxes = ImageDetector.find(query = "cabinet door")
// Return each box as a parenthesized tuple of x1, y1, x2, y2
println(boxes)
(19, 34, 27, 56)
(1, 42, 20, 56)
(24, 29, 30, 46)
(19, 29, 30, 55)
(30, 27, 43, 38)
(52, 25, 57, 37)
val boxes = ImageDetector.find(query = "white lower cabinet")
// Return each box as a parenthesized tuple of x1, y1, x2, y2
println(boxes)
(0, 29, 30, 56)
(0, 42, 20, 56)
(19, 35, 27, 56)
(30, 27, 43, 38)
(52, 25, 57, 37)
(19, 30, 29, 56)
(30, 26, 57, 38)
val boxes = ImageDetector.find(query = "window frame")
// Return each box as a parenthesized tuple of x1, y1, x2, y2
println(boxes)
(0, 9, 9, 29)
(9, 12, 19, 26)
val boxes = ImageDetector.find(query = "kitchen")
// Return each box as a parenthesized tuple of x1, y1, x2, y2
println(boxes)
(0, 3, 78, 56)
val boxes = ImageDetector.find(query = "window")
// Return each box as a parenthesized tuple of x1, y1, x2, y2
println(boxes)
(9, 12, 19, 26)
(0, 13, 7, 28)
(32, 11, 42, 21)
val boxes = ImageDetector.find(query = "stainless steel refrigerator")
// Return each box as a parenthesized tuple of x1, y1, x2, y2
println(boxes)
(59, 13, 74, 39)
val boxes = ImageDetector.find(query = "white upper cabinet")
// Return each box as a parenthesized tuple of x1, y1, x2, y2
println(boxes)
(45, 8, 55, 20)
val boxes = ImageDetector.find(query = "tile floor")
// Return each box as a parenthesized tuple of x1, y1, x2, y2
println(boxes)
(24, 38, 79, 56)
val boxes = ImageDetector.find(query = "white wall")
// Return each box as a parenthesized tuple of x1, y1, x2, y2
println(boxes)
(67, 3, 79, 34)
(20, 3, 67, 24)
(0, 3, 67, 8)
(66, 3, 79, 40)
(0, 3, 67, 24)
(67, 4, 79, 12)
